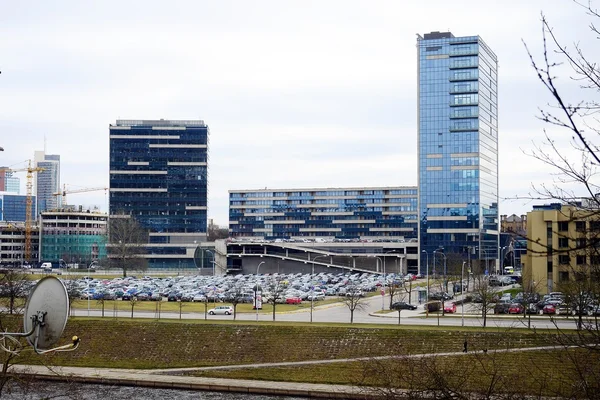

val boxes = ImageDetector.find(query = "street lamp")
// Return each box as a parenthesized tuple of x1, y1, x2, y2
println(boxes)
(311, 254, 329, 323)
(422, 250, 429, 303)
(434, 249, 447, 292)
(255, 261, 265, 322)
(480, 247, 489, 275)
(499, 246, 507, 275)
(461, 261, 466, 327)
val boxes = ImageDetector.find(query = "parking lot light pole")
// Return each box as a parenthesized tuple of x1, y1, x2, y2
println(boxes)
(461, 261, 466, 326)
(367, 255, 384, 310)
(255, 261, 265, 322)
(422, 250, 429, 303)
(311, 255, 328, 323)
(205, 249, 215, 276)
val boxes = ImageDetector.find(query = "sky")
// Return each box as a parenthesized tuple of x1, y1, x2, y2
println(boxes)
(0, 0, 596, 226)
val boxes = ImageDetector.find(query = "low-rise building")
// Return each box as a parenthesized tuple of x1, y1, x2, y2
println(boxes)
(524, 203, 599, 294)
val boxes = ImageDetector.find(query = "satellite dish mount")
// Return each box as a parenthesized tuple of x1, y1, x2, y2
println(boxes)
(0, 276, 80, 355)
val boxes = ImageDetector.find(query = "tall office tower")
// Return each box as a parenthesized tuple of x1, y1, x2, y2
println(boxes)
(109, 119, 209, 268)
(0, 170, 20, 194)
(34, 151, 61, 214)
(417, 31, 499, 273)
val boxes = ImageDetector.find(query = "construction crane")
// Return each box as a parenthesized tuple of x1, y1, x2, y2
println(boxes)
(53, 184, 108, 206)
(0, 160, 44, 263)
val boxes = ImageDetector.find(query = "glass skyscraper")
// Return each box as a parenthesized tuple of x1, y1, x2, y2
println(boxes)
(34, 151, 61, 214)
(109, 119, 209, 268)
(417, 31, 499, 272)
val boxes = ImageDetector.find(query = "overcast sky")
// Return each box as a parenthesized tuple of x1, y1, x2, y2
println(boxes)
(0, 0, 595, 226)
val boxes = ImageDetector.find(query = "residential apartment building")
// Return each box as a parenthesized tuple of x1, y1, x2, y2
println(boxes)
(109, 119, 209, 268)
(34, 151, 61, 214)
(229, 186, 418, 240)
(39, 209, 108, 266)
(524, 203, 599, 294)
(417, 31, 499, 271)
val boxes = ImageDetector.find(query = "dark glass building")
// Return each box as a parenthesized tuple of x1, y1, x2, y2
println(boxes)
(229, 186, 418, 240)
(417, 32, 499, 273)
(109, 119, 209, 268)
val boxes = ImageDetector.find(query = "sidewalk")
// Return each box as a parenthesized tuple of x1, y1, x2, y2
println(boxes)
(11, 364, 375, 399)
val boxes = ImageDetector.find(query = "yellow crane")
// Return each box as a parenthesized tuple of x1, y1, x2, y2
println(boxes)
(0, 160, 44, 263)
(53, 184, 108, 206)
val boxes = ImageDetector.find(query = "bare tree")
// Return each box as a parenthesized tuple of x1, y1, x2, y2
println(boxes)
(0, 270, 31, 315)
(342, 281, 367, 323)
(225, 282, 247, 320)
(470, 274, 497, 328)
(106, 215, 149, 277)
(263, 276, 286, 321)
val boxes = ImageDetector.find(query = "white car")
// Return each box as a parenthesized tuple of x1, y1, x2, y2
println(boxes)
(208, 306, 234, 315)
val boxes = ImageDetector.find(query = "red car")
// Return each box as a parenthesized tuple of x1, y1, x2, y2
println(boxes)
(444, 302, 457, 313)
(541, 304, 556, 315)
(508, 303, 525, 314)
(285, 297, 302, 304)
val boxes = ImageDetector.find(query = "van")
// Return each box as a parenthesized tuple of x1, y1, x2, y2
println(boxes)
(40, 262, 52, 271)
(504, 266, 514, 274)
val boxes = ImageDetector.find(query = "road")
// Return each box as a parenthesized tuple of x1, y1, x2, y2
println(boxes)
(72, 292, 583, 331)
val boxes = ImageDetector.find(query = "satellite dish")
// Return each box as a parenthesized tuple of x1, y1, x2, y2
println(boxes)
(23, 276, 70, 351)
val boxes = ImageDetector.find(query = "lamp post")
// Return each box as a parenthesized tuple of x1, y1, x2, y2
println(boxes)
(434, 250, 448, 293)
(422, 250, 429, 303)
(499, 246, 506, 275)
(255, 261, 265, 322)
(366, 255, 384, 310)
(480, 248, 489, 275)
(461, 261, 466, 327)
(311, 255, 328, 323)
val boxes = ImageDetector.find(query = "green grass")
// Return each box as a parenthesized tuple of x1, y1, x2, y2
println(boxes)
(22, 318, 555, 370)
(71, 298, 342, 313)
(189, 348, 600, 398)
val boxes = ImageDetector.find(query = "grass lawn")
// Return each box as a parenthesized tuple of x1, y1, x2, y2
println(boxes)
(70, 297, 343, 313)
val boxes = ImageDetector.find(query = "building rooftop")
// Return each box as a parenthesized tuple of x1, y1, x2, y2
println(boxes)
(113, 119, 206, 128)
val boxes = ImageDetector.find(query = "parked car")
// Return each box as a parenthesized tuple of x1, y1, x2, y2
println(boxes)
(285, 297, 302, 304)
(541, 304, 556, 315)
(430, 292, 453, 301)
(493, 302, 511, 314)
(391, 302, 418, 311)
(208, 306, 234, 315)
(508, 303, 525, 314)
(444, 302, 457, 313)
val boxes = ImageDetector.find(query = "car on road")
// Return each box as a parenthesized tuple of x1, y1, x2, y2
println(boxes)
(208, 306, 233, 315)
(444, 302, 457, 313)
(391, 302, 418, 311)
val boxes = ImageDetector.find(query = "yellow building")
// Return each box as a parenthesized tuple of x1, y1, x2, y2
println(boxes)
(524, 203, 599, 295)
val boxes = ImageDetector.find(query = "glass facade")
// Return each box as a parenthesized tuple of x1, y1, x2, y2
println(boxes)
(229, 187, 418, 240)
(0, 193, 35, 222)
(418, 32, 499, 268)
(109, 119, 209, 268)
(39, 211, 108, 265)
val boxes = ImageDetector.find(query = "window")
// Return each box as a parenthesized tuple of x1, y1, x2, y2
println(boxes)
(576, 238, 587, 248)
(558, 221, 569, 232)
(558, 255, 570, 265)
(559, 271, 569, 282)
(576, 255, 586, 265)
(558, 237, 569, 248)
(576, 221, 586, 232)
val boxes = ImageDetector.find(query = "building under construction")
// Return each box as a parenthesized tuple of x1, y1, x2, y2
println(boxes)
(0, 222, 39, 267)
(38, 208, 108, 268)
